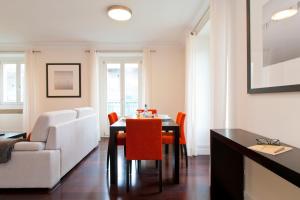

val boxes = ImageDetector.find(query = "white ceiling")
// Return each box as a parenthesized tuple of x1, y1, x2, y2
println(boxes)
(0, 0, 206, 45)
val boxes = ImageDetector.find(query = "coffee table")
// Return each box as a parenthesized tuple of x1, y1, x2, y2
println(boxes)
(0, 131, 26, 139)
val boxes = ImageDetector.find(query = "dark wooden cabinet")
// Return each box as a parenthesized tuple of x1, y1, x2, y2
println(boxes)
(210, 129, 300, 200)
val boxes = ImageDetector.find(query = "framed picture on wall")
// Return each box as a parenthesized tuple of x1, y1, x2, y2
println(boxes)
(247, 0, 300, 93)
(46, 63, 81, 98)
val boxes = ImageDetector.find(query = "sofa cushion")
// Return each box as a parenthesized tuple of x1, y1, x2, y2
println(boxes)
(74, 107, 94, 118)
(14, 142, 45, 151)
(30, 110, 77, 142)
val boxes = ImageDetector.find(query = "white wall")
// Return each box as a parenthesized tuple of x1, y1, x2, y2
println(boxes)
(232, 0, 300, 199)
(0, 44, 185, 132)
(0, 46, 91, 131)
(34, 47, 91, 113)
(150, 45, 185, 119)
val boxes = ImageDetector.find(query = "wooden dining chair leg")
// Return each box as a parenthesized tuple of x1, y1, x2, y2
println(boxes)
(129, 160, 132, 175)
(130, 161, 133, 178)
(106, 150, 110, 171)
(126, 160, 130, 192)
(159, 160, 162, 192)
(106, 140, 111, 171)
(137, 160, 141, 173)
(180, 144, 184, 156)
(124, 145, 126, 157)
(183, 144, 188, 168)
(164, 144, 169, 154)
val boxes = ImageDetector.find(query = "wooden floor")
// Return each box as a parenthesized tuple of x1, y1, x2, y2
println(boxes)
(0, 138, 210, 200)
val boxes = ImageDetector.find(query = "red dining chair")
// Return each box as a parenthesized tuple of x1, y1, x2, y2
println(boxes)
(107, 112, 126, 170)
(162, 112, 182, 155)
(126, 119, 163, 192)
(162, 112, 188, 167)
(163, 112, 182, 136)
(136, 109, 158, 114)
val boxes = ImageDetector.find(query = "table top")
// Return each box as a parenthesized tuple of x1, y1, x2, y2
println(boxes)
(0, 131, 26, 139)
(121, 114, 172, 121)
(211, 129, 300, 187)
(111, 118, 179, 128)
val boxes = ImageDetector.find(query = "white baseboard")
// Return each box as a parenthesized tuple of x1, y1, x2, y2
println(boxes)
(188, 145, 210, 155)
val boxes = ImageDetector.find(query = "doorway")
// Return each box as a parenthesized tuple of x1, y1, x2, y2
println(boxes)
(105, 59, 142, 117)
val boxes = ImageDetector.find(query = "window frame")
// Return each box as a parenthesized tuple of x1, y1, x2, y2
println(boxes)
(104, 57, 143, 117)
(0, 57, 25, 109)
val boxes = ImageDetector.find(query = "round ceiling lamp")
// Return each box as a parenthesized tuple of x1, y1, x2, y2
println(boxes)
(107, 5, 132, 21)
(271, 8, 298, 21)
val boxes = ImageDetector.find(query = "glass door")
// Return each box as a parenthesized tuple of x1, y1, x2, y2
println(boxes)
(107, 63, 121, 116)
(106, 60, 141, 118)
(124, 63, 139, 116)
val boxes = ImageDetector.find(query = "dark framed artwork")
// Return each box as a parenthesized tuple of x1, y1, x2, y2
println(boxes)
(247, 0, 300, 94)
(46, 63, 81, 98)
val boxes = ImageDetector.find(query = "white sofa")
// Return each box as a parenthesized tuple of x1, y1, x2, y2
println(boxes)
(0, 107, 99, 188)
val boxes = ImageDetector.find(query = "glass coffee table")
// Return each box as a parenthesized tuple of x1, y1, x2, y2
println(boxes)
(0, 131, 27, 139)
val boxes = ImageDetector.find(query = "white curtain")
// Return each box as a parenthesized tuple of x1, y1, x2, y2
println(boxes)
(210, 0, 235, 128)
(141, 48, 152, 108)
(185, 31, 211, 156)
(88, 50, 101, 140)
(185, 0, 235, 156)
(23, 50, 39, 133)
(98, 57, 109, 137)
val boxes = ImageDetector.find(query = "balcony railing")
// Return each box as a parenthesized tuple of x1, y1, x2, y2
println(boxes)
(107, 101, 139, 116)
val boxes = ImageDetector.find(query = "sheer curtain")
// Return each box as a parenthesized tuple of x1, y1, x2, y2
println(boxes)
(23, 50, 39, 133)
(97, 56, 109, 137)
(88, 50, 101, 140)
(185, 31, 211, 156)
(186, 0, 235, 156)
(141, 48, 152, 108)
(210, 0, 235, 128)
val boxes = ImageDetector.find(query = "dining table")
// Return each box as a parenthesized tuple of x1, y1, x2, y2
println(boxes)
(109, 115, 180, 185)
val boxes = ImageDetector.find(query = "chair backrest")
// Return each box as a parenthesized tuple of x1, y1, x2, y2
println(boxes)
(126, 119, 162, 160)
(136, 109, 158, 114)
(176, 112, 182, 124)
(179, 112, 186, 143)
(108, 112, 118, 125)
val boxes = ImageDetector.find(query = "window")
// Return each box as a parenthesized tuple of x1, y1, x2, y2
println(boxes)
(0, 55, 25, 108)
(105, 58, 142, 117)
(124, 63, 139, 116)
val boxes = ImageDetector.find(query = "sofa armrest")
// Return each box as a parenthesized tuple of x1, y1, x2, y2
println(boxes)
(14, 142, 45, 151)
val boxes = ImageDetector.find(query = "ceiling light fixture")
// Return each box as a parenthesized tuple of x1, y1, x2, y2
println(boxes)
(107, 5, 132, 21)
(271, 2, 299, 21)
(271, 8, 298, 21)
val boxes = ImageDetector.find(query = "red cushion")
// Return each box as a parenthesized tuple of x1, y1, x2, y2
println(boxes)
(162, 135, 185, 144)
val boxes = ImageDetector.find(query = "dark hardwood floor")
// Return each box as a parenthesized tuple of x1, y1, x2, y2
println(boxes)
(0, 138, 210, 200)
